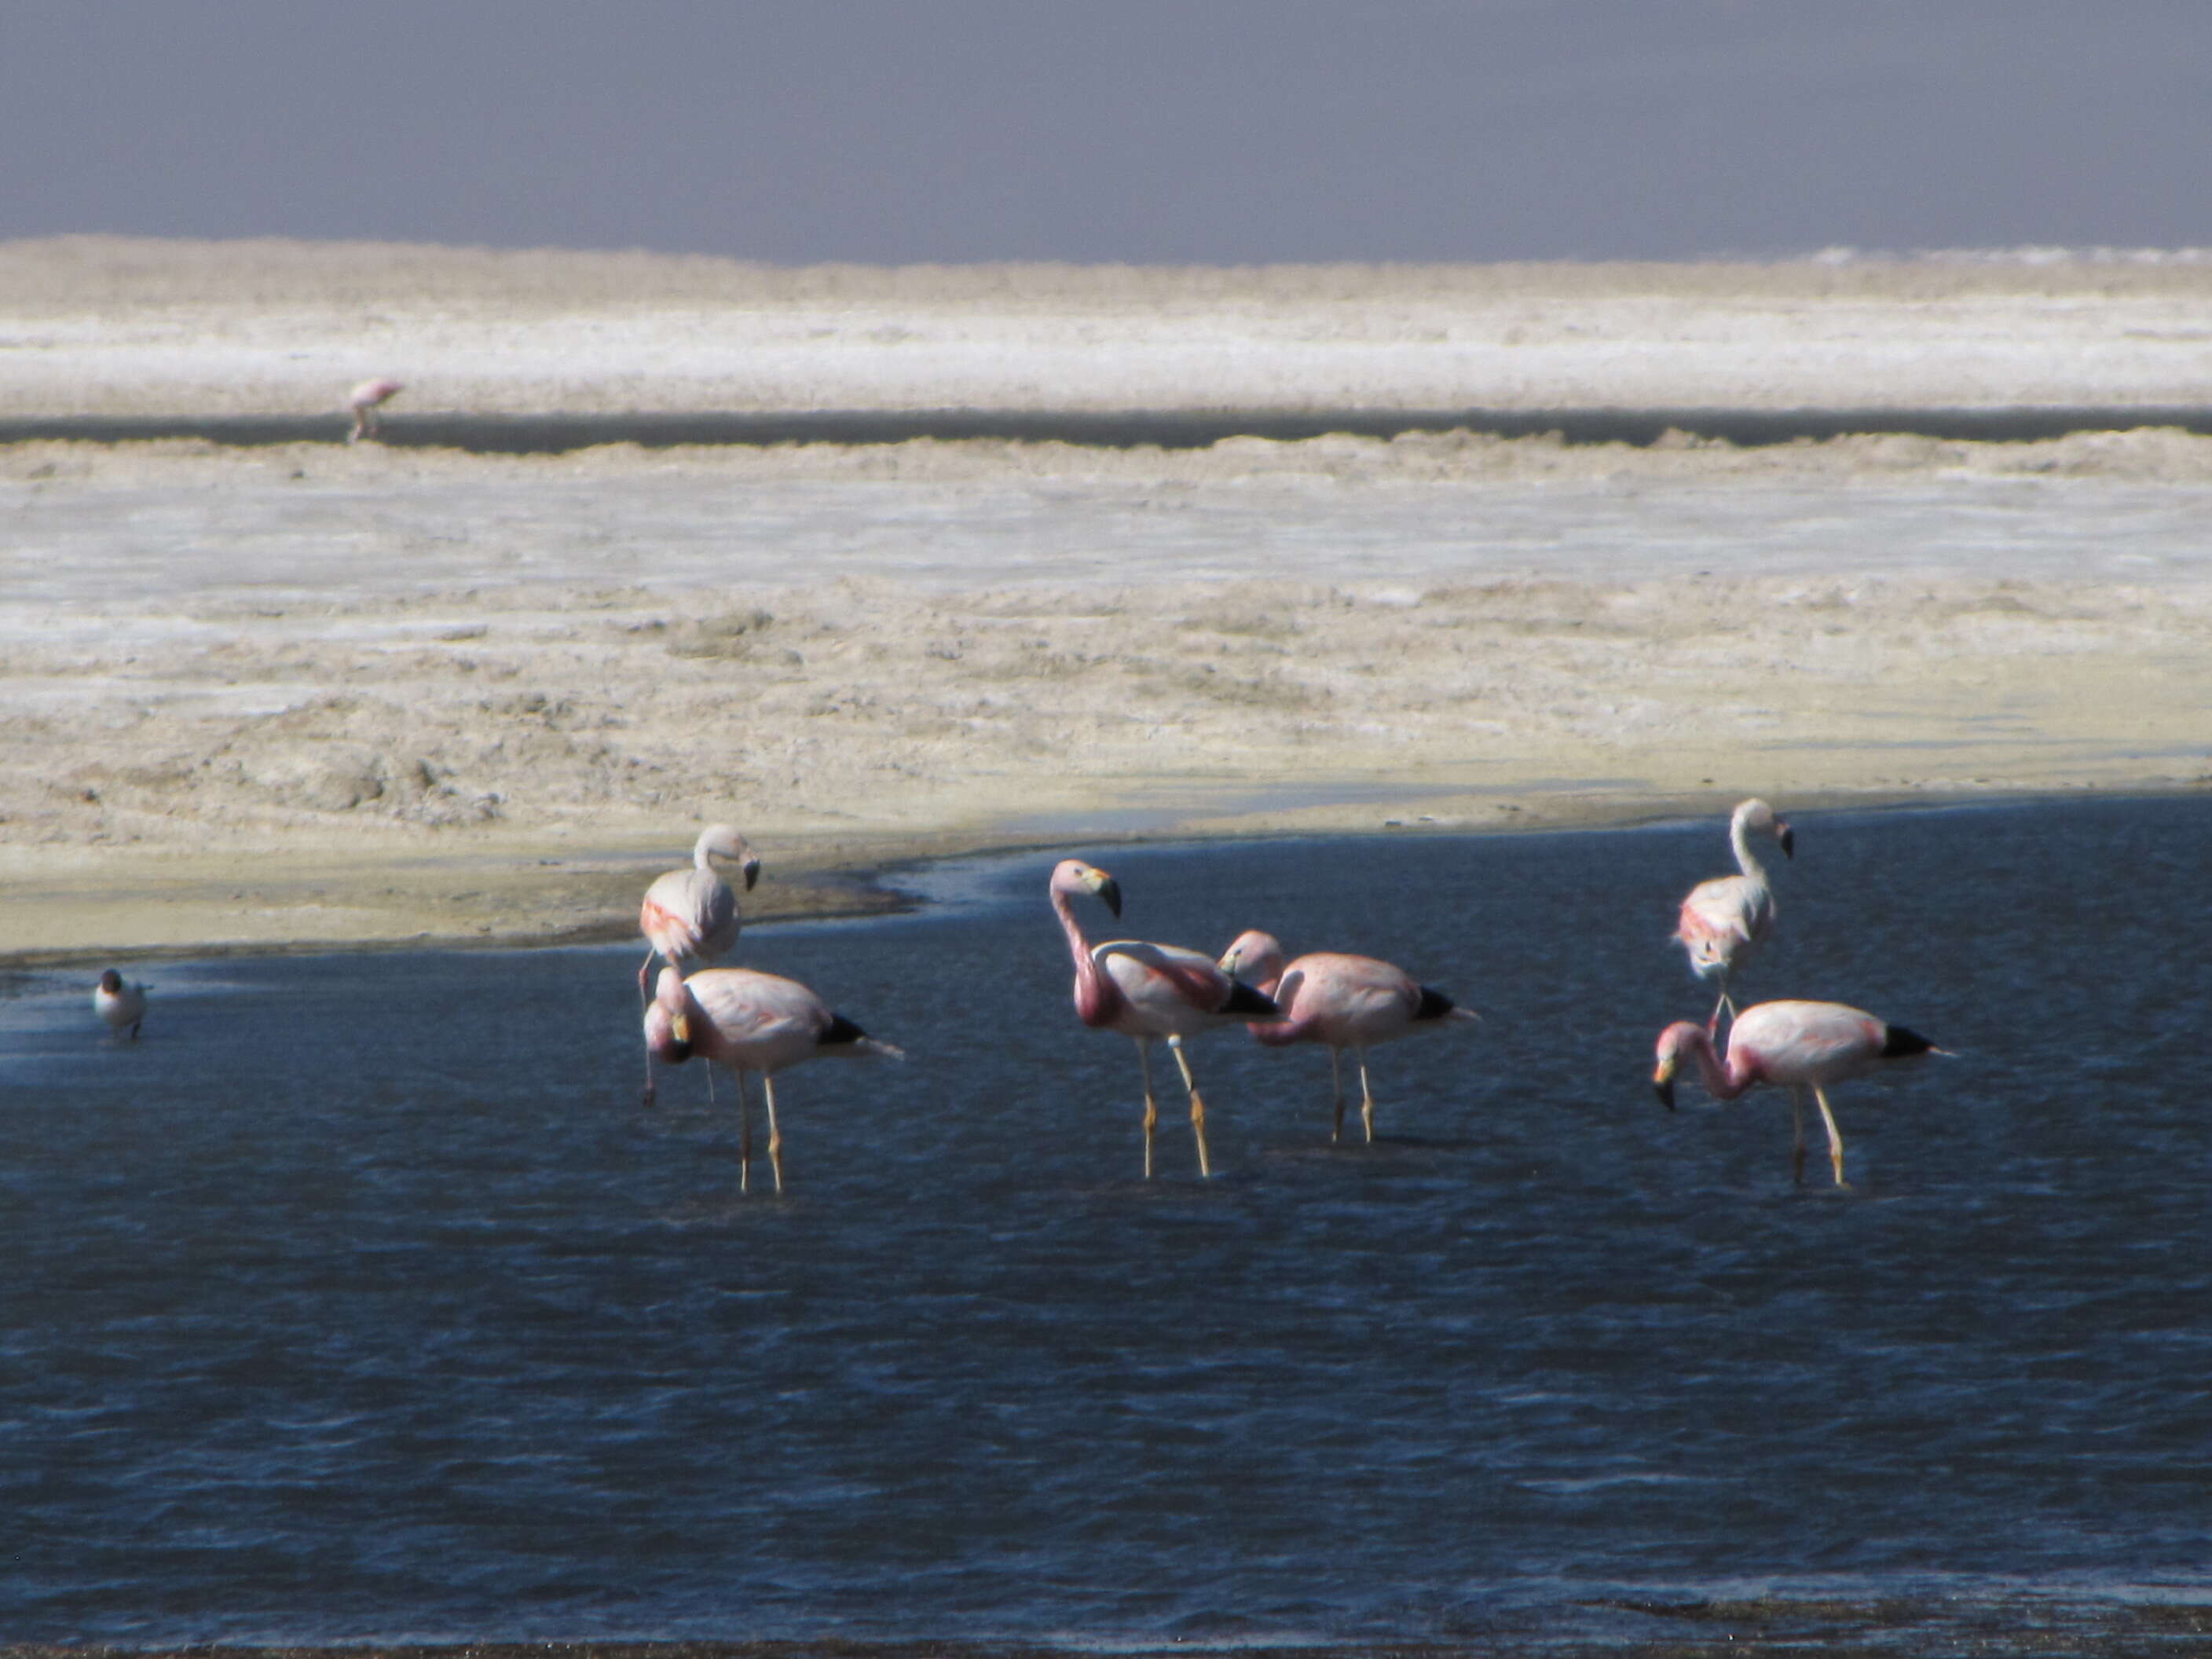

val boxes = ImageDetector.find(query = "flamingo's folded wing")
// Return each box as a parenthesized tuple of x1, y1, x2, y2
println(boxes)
(1095, 939, 1235, 1013)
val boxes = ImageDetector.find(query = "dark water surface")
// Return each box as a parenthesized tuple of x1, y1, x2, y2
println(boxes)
(12, 405, 2212, 453)
(3, 798, 2209, 1650)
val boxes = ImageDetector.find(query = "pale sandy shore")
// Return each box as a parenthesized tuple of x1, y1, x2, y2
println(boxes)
(3, 240, 2209, 960)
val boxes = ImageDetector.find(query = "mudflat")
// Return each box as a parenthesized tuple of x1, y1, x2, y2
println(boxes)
(3, 239, 2208, 958)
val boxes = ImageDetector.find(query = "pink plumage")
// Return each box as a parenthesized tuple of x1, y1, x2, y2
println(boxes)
(346, 377, 403, 442)
(637, 824, 761, 1105)
(1674, 798, 1793, 1029)
(1218, 929, 1477, 1142)
(1049, 858, 1277, 1178)
(645, 965, 900, 1193)
(1652, 998, 1939, 1187)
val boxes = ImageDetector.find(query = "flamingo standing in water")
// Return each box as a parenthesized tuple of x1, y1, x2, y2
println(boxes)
(644, 965, 902, 1193)
(1675, 798, 1794, 1029)
(346, 377, 403, 443)
(1652, 998, 1939, 1187)
(1049, 859, 1277, 1178)
(93, 969, 148, 1040)
(1218, 929, 1478, 1144)
(638, 824, 761, 1104)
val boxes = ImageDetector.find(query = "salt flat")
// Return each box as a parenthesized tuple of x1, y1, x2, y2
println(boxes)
(2, 240, 2207, 955)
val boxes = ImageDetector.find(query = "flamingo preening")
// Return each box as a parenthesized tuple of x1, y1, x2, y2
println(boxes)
(1675, 798, 1794, 1029)
(93, 969, 148, 1040)
(643, 965, 903, 1193)
(346, 377, 403, 443)
(1049, 859, 1277, 1178)
(638, 824, 761, 1105)
(1218, 929, 1478, 1143)
(1652, 998, 1939, 1187)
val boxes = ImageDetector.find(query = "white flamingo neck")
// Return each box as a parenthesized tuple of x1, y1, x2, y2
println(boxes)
(1729, 810, 1770, 884)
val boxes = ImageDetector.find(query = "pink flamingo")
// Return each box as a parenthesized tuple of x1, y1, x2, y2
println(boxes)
(1218, 929, 1478, 1143)
(644, 965, 903, 1193)
(638, 824, 761, 1105)
(346, 377, 404, 443)
(1652, 998, 1939, 1187)
(1049, 859, 1277, 1178)
(1675, 798, 1794, 1028)
(93, 969, 148, 1040)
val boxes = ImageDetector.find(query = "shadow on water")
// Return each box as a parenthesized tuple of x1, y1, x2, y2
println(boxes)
(1, 796, 2209, 1652)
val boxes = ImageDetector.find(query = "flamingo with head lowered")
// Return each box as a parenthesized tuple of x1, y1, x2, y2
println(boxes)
(1652, 998, 1939, 1187)
(346, 377, 403, 443)
(638, 824, 761, 1104)
(1675, 797, 1794, 1029)
(1049, 859, 1277, 1178)
(1218, 930, 1478, 1143)
(644, 965, 902, 1194)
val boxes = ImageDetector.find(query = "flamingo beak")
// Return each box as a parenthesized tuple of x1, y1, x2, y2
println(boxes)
(1093, 874, 1122, 917)
(742, 858, 761, 892)
(1777, 822, 1796, 859)
(1218, 945, 1242, 975)
(1652, 1057, 1678, 1111)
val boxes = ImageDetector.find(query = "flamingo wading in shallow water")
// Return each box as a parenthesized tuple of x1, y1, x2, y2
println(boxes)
(93, 969, 148, 1040)
(1652, 998, 1939, 1187)
(644, 965, 903, 1194)
(346, 377, 403, 443)
(1218, 930, 1478, 1144)
(1049, 859, 1278, 1179)
(638, 824, 761, 1104)
(1675, 797, 1794, 1029)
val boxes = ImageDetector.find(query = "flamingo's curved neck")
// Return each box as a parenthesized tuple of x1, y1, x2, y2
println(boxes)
(693, 836, 716, 870)
(1683, 1024, 1749, 1101)
(1052, 883, 1115, 1026)
(1729, 811, 1769, 885)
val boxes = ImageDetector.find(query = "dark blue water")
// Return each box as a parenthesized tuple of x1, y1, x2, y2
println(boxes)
(3, 797, 2209, 1649)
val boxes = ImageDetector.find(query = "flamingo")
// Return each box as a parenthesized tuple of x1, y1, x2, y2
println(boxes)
(1675, 797, 1795, 1029)
(346, 377, 403, 443)
(638, 824, 761, 1105)
(1218, 929, 1478, 1144)
(1048, 859, 1276, 1179)
(93, 969, 148, 1040)
(643, 965, 903, 1194)
(1652, 998, 1939, 1187)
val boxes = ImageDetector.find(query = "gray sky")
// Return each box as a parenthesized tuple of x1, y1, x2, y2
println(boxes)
(6, 2, 2210, 263)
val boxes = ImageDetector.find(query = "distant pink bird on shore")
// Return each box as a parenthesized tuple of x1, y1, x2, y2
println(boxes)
(638, 824, 761, 1104)
(1675, 798, 1794, 1029)
(1218, 929, 1478, 1143)
(1652, 998, 1939, 1187)
(346, 377, 403, 442)
(1049, 859, 1277, 1179)
(644, 965, 902, 1193)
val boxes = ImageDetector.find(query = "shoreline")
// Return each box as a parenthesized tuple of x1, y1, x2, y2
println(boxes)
(5, 780, 2196, 970)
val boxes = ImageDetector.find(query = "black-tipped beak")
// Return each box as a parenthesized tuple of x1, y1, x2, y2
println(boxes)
(1097, 876, 1122, 918)
(742, 859, 761, 892)
(1778, 824, 1796, 860)
(1653, 1074, 1677, 1112)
